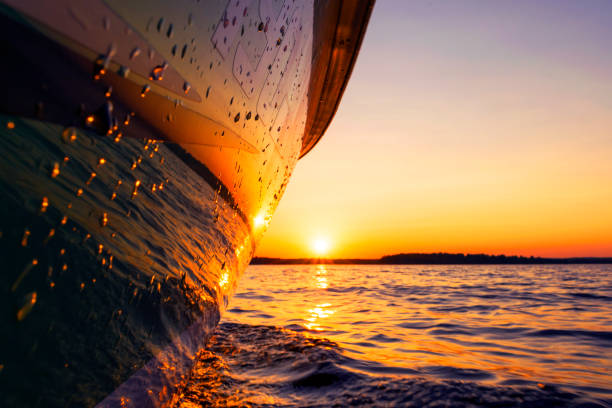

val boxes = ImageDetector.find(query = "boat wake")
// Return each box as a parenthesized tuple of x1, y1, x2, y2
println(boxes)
(171, 322, 601, 408)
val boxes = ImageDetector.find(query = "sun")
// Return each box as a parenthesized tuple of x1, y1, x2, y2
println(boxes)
(311, 238, 330, 257)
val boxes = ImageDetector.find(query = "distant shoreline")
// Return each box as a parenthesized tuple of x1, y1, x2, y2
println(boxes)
(251, 253, 612, 265)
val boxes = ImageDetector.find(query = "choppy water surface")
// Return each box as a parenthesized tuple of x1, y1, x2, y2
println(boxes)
(175, 265, 612, 407)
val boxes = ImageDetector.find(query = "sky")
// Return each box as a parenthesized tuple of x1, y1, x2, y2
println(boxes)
(255, 0, 612, 259)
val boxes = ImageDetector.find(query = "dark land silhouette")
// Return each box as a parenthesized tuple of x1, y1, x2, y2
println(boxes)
(251, 253, 612, 265)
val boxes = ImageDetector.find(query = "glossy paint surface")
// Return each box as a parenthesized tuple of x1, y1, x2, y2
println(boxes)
(4, 0, 315, 228)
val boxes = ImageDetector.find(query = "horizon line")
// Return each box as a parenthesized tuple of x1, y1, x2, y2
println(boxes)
(251, 252, 612, 265)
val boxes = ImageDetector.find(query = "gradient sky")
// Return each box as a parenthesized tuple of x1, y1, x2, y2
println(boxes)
(256, 0, 612, 259)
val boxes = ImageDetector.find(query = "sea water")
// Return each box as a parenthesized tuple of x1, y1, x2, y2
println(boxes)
(175, 264, 612, 407)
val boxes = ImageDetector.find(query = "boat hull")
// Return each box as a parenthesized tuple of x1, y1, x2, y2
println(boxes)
(0, 0, 374, 406)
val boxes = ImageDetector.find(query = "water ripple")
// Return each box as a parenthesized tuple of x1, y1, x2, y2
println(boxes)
(199, 264, 612, 406)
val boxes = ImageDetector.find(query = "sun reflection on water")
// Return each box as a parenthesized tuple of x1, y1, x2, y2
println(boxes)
(314, 264, 328, 289)
(223, 264, 612, 396)
(303, 266, 335, 330)
(305, 303, 335, 331)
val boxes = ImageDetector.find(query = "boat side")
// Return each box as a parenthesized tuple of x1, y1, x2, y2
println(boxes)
(0, 0, 374, 406)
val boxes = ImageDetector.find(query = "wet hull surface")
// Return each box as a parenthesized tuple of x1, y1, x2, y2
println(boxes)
(0, 0, 374, 405)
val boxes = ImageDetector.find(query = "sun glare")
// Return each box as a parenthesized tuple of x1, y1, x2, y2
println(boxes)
(312, 238, 330, 257)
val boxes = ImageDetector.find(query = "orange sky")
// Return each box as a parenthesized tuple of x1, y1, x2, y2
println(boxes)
(255, 0, 612, 259)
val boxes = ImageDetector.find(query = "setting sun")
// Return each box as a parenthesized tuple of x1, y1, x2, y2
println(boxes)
(311, 238, 330, 257)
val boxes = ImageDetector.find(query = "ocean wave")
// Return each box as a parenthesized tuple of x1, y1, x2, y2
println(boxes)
(171, 323, 609, 408)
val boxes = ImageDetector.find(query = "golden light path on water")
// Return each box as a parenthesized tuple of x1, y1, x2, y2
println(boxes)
(222, 264, 612, 393)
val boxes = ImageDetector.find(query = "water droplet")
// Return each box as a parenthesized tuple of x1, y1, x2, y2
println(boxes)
(183, 82, 191, 94)
(141, 84, 151, 97)
(129, 47, 141, 60)
(51, 162, 60, 178)
(100, 212, 108, 227)
(16, 292, 37, 321)
(132, 180, 141, 198)
(62, 127, 77, 143)
(39, 197, 49, 213)
(104, 86, 112, 98)
(118, 65, 130, 78)
(44, 228, 55, 245)
(6, 121, 15, 129)
(93, 44, 115, 80)
(98, 158, 106, 166)
(93, 57, 107, 79)
(149, 63, 167, 81)
(76, 188, 83, 197)
(86, 172, 96, 185)
(21, 229, 30, 247)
